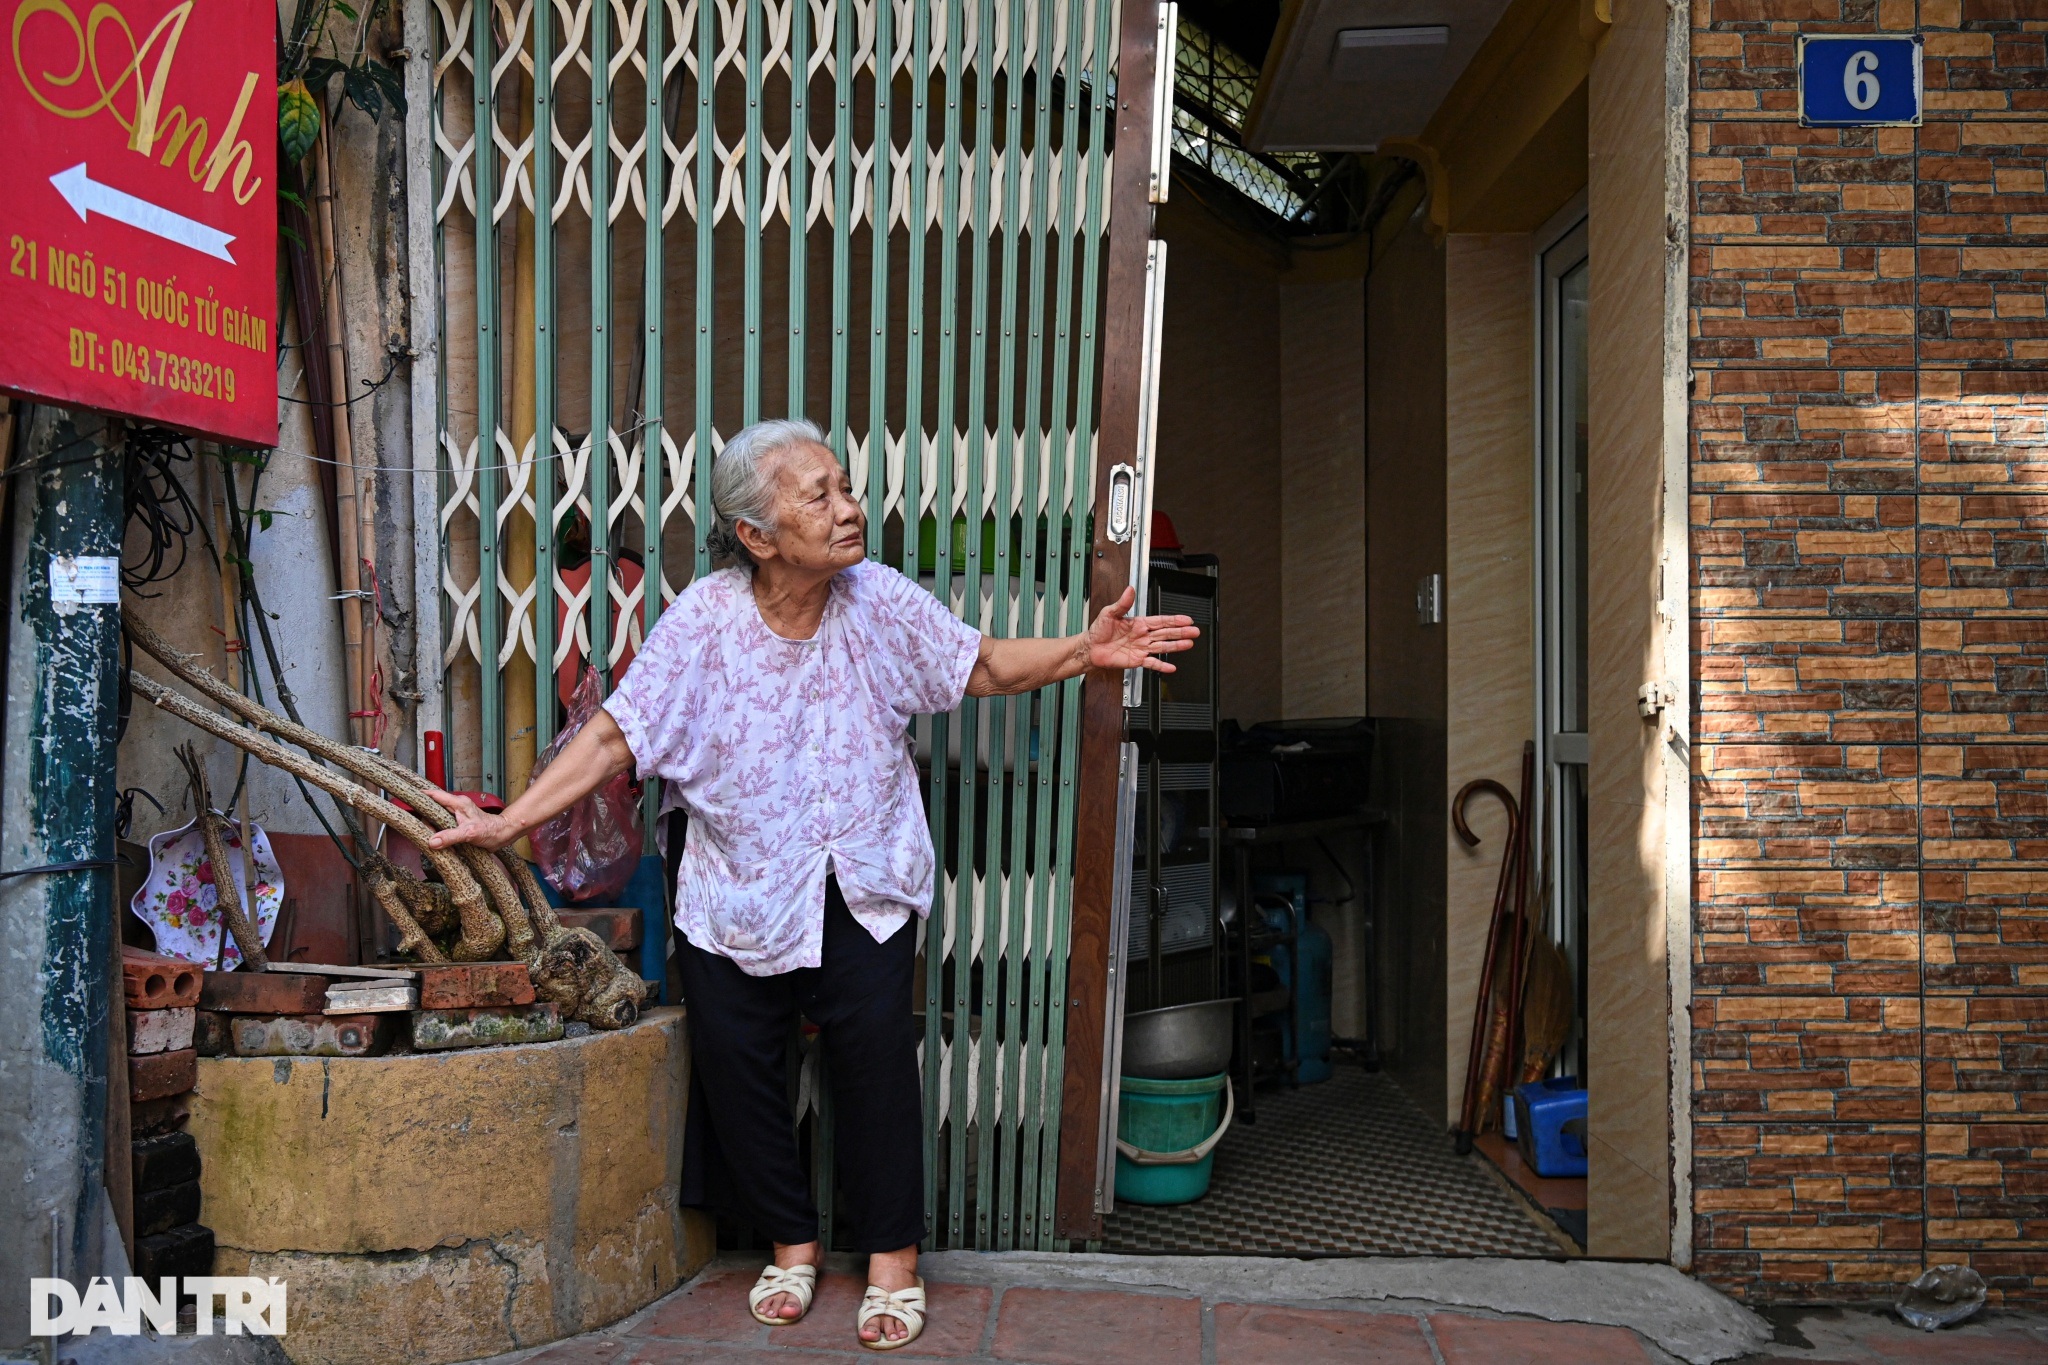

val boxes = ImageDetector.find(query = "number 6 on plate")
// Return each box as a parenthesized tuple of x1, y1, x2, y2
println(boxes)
(1799, 35, 1922, 129)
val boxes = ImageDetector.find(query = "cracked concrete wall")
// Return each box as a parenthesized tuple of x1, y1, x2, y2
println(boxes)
(327, 50, 425, 772)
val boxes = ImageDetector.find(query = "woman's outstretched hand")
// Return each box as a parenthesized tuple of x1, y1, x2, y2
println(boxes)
(425, 790, 521, 851)
(1085, 586, 1200, 673)
(424, 707, 638, 850)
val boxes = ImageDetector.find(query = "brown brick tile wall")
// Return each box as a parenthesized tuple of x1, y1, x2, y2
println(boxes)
(1696, 868, 1922, 992)
(1691, 0, 2048, 1303)
(1698, 616, 1919, 744)
(1696, 742, 1919, 867)
(1693, 996, 1925, 1121)
(1695, 1122, 1925, 1253)
(1922, 869, 2048, 988)
(1926, 1121, 2048, 1244)
(1925, 993, 2048, 1116)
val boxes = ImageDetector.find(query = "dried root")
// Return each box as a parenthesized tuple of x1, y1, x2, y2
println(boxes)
(389, 865, 457, 938)
(130, 669, 504, 960)
(535, 927, 648, 1029)
(126, 612, 506, 961)
(360, 856, 449, 964)
(126, 615, 655, 1028)
(500, 850, 650, 1029)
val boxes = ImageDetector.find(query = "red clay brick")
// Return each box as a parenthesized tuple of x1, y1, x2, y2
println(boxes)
(558, 907, 642, 951)
(130, 1131, 199, 1193)
(1852, 1323, 2048, 1361)
(418, 961, 535, 1010)
(122, 948, 201, 1009)
(1429, 1313, 1654, 1364)
(131, 1223, 212, 1279)
(128, 1048, 196, 1103)
(193, 1010, 231, 1058)
(1212, 1303, 1435, 1365)
(229, 1013, 396, 1057)
(200, 970, 329, 1015)
(128, 1094, 190, 1137)
(991, 1287, 1201, 1364)
(134, 1179, 200, 1237)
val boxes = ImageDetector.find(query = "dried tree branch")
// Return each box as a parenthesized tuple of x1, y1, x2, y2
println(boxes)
(133, 670, 503, 961)
(174, 744, 269, 970)
(127, 653, 652, 1026)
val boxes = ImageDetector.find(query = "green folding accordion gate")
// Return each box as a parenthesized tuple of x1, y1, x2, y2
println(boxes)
(412, 0, 1124, 1250)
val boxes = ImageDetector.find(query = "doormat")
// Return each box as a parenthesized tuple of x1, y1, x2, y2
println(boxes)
(1102, 1065, 1563, 1257)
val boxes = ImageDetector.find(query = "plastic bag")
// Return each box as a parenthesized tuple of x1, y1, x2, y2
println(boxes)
(531, 667, 643, 904)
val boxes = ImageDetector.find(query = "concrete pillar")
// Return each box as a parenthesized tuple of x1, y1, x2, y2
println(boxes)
(0, 406, 126, 1350)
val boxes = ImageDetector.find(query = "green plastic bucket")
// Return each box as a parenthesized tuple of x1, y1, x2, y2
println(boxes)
(1113, 1071, 1234, 1205)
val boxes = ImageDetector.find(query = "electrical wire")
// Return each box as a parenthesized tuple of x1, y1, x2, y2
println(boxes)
(122, 425, 207, 594)
(216, 447, 368, 873)
(276, 346, 404, 409)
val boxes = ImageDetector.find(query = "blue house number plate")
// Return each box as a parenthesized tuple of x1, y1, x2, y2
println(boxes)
(1799, 35, 1923, 127)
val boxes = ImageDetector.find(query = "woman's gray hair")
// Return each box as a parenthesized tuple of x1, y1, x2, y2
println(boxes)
(704, 417, 828, 568)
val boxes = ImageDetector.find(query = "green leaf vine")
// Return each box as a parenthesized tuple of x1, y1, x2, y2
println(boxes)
(276, 0, 406, 169)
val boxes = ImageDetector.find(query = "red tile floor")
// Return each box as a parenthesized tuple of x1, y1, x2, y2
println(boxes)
(489, 1259, 2048, 1365)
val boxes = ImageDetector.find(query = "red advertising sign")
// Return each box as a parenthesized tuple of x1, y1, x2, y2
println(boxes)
(3, 0, 278, 446)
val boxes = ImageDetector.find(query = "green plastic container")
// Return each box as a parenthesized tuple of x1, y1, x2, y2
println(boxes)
(1113, 1071, 1230, 1205)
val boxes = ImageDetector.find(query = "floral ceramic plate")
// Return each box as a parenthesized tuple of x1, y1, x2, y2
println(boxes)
(129, 816, 283, 967)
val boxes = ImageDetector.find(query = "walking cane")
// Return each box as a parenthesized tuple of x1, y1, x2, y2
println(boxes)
(1451, 775, 1519, 1154)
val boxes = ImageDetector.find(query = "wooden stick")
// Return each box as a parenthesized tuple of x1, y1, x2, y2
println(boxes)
(1503, 743, 1538, 1099)
(310, 125, 370, 751)
(1451, 776, 1519, 1151)
(137, 674, 497, 961)
(123, 610, 523, 956)
(176, 746, 268, 971)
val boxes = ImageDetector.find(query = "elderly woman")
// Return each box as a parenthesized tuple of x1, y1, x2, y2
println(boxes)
(428, 418, 1195, 1350)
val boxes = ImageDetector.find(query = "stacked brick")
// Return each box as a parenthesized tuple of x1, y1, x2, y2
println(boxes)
(1691, 0, 2048, 1302)
(121, 948, 214, 1279)
(195, 961, 560, 1058)
(199, 969, 402, 1057)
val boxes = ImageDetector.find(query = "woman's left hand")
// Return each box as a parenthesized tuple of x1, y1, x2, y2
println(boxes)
(1085, 586, 1200, 673)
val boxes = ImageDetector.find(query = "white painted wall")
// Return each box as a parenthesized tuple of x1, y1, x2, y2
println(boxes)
(118, 305, 349, 843)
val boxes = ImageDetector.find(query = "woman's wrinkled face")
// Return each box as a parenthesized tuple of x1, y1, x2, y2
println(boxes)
(740, 440, 867, 574)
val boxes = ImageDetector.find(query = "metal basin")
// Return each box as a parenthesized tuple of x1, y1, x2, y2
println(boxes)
(1121, 999, 1237, 1080)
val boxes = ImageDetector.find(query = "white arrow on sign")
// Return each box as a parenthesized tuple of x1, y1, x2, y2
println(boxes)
(49, 163, 236, 264)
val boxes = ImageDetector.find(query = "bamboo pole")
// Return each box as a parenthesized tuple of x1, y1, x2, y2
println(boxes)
(505, 54, 540, 839)
(311, 126, 371, 751)
(205, 455, 244, 692)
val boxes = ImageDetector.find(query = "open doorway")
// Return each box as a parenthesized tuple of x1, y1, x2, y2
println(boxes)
(1092, 2, 1597, 1260)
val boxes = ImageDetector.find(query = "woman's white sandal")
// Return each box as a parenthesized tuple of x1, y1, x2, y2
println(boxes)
(856, 1276, 926, 1351)
(748, 1263, 817, 1326)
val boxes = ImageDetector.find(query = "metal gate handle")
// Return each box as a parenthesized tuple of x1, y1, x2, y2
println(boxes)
(1114, 1080, 1236, 1166)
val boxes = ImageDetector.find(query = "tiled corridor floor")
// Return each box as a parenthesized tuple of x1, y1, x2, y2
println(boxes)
(477, 1255, 2048, 1365)
(1101, 1064, 1563, 1256)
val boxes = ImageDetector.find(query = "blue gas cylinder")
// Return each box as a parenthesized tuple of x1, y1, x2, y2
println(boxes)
(1256, 882, 1333, 1084)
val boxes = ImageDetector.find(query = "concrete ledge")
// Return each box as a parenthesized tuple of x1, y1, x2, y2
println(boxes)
(188, 1007, 711, 1365)
(916, 1251, 1773, 1364)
